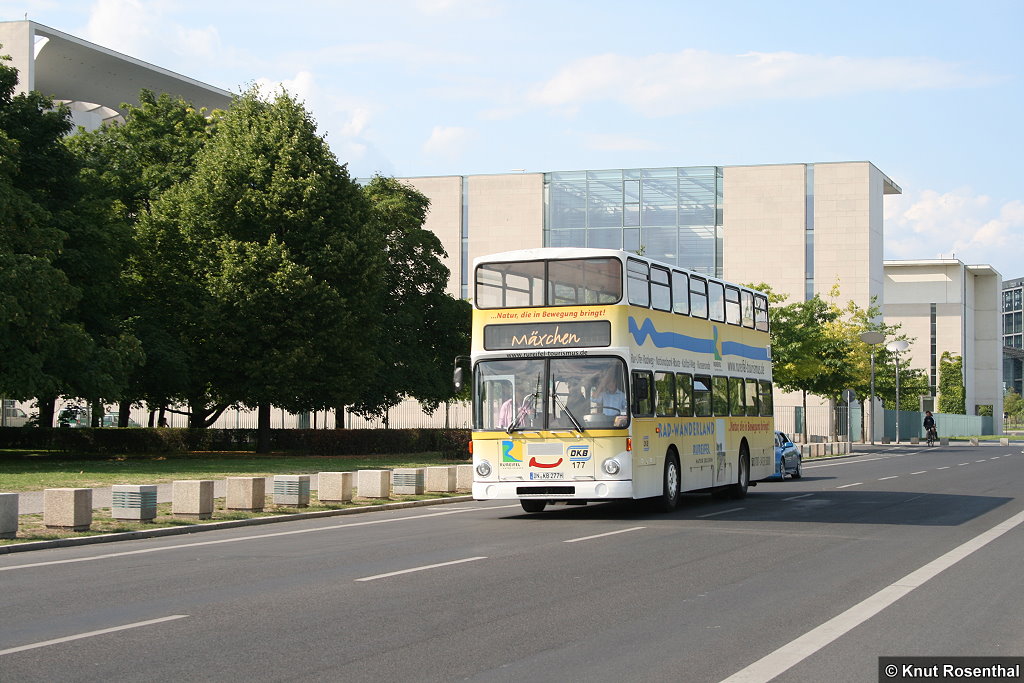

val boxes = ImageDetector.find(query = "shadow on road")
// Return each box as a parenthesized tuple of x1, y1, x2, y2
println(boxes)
(500, 488, 1013, 527)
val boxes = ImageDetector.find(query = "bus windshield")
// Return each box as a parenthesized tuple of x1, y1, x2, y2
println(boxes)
(475, 257, 622, 308)
(474, 356, 628, 431)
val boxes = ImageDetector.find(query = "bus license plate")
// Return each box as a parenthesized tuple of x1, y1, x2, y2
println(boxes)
(529, 472, 565, 480)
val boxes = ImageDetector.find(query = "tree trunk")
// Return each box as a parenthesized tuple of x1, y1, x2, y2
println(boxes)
(38, 395, 57, 429)
(801, 390, 809, 443)
(256, 403, 272, 453)
(91, 398, 104, 428)
(118, 400, 131, 428)
(334, 405, 346, 429)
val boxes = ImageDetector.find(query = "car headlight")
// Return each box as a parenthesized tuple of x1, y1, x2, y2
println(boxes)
(475, 460, 492, 477)
(602, 458, 620, 475)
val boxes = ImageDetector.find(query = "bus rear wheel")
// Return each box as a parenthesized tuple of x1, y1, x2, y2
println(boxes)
(520, 499, 547, 513)
(728, 449, 750, 499)
(655, 454, 680, 512)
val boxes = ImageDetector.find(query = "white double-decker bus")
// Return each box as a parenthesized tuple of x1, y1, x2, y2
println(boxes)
(461, 248, 774, 513)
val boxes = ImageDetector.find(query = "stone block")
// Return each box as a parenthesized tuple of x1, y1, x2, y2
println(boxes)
(173, 480, 214, 519)
(273, 475, 311, 507)
(801, 444, 811, 458)
(1000, 438, 1010, 446)
(317, 472, 353, 503)
(456, 464, 473, 492)
(111, 484, 158, 522)
(392, 468, 425, 495)
(0, 492, 17, 539)
(939, 438, 949, 446)
(226, 476, 265, 511)
(910, 437, 919, 444)
(357, 470, 391, 499)
(881, 438, 891, 444)
(44, 488, 92, 531)
(425, 466, 457, 492)
(970, 437, 979, 446)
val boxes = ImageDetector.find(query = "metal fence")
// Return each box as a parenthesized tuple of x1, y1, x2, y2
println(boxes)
(12, 399, 472, 430)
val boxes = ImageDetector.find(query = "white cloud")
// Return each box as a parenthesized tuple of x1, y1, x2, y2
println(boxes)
(82, 0, 222, 64)
(529, 50, 996, 116)
(422, 125, 477, 159)
(885, 188, 1024, 277)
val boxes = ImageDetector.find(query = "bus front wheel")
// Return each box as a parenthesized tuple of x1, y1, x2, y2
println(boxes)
(520, 499, 547, 513)
(655, 453, 680, 512)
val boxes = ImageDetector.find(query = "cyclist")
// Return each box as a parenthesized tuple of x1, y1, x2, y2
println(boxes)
(923, 410, 937, 446)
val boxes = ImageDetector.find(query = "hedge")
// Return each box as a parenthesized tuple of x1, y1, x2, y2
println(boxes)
(0, 427, 470, 458)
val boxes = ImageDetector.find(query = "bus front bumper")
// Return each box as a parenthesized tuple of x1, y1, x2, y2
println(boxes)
(473, 480, 635, 501)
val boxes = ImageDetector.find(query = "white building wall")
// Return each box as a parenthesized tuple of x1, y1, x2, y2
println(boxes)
(466, 173, 544, 270)
(400, 176, 463, 298)
(884, 260, 1002, 420)
(722, 164, 806, 302)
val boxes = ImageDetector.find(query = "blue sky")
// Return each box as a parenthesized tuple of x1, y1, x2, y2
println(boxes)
(4, 0, 1022, 279)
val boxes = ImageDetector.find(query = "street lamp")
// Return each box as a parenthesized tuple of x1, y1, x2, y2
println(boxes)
(886, 340, 910, 443)
(859, 331, 885, 444)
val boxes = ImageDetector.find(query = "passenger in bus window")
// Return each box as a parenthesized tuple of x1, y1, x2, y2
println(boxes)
(593, 366, 627, 417)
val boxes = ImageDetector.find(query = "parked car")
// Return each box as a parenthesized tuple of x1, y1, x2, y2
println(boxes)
(770, 430, 803, 480)
(57, 404, 90, 428)
(1, 406, 29, 427)
(100, 415, 141, 428)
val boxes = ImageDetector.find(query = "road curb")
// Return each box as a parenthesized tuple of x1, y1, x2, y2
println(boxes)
(0, 495, 474, 555)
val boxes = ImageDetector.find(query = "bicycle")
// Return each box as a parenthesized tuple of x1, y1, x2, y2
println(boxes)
(926, 427, 937, 446)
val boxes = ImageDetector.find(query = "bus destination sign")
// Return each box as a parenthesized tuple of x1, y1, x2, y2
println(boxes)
(484, 321, 611, 351)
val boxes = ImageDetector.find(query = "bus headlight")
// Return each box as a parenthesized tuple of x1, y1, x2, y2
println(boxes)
(476, 460, 492, 477)
(602, 458, 621, 476)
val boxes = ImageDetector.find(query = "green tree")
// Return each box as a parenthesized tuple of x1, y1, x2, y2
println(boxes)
(937, 351, 966, 414)
(68, 90, 218, 425)
(1004, 389, 1024, 425)
(144, 86, 385, 449)
(348, 176, 471, 422)
(748, 284, 855, 441)
(0, 50, 101, 426)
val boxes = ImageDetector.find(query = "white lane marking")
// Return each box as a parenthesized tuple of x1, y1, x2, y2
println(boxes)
(0, 615, 188, 656)
(720, 508, 1024, 683)
(563, 526, 646, 543)
(698, 508, 745, 518)
(877, 476, 899, 481)
(355, 556, 486, 582)
(911, 471, 928, 475)
(0, 508, 479, 573)
(958, 463, 970, 466)
(783, 494, 813, 501)
(936, 467, 950, 470)
(976, 459, 988, 463)
(836, 483, 862, 489)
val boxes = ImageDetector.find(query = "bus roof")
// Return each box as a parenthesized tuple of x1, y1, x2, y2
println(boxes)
(473, 247, 769, 296)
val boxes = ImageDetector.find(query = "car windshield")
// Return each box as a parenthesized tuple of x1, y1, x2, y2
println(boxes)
(473, 356, 627, 431)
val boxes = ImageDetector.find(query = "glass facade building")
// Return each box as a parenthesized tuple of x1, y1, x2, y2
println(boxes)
(1004, 277, 1024, 396)
(544, 166, 723, 277)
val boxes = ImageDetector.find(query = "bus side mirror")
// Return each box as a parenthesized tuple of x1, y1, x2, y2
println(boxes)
(453, 366, 465, 392)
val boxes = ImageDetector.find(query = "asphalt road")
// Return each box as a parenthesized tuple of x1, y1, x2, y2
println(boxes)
(2, 443, 1023, 682)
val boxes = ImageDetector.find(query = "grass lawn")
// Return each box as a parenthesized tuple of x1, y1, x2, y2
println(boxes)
(0, 450, 470, 492)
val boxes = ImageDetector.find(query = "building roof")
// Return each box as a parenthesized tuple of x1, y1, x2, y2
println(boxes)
(1, 20, 232, 125)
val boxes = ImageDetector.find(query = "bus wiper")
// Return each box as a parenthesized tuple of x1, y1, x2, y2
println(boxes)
(506, 394, 536, 434)
(507, 375, 542, 434)
(551, 391, 585, 433)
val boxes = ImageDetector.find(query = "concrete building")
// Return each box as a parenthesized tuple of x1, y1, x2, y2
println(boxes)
(884, 260, 1003, 418)
(401, 162, 901, 310)
(1003, 277, 1024, 397)
(0, 20, 231, 129)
